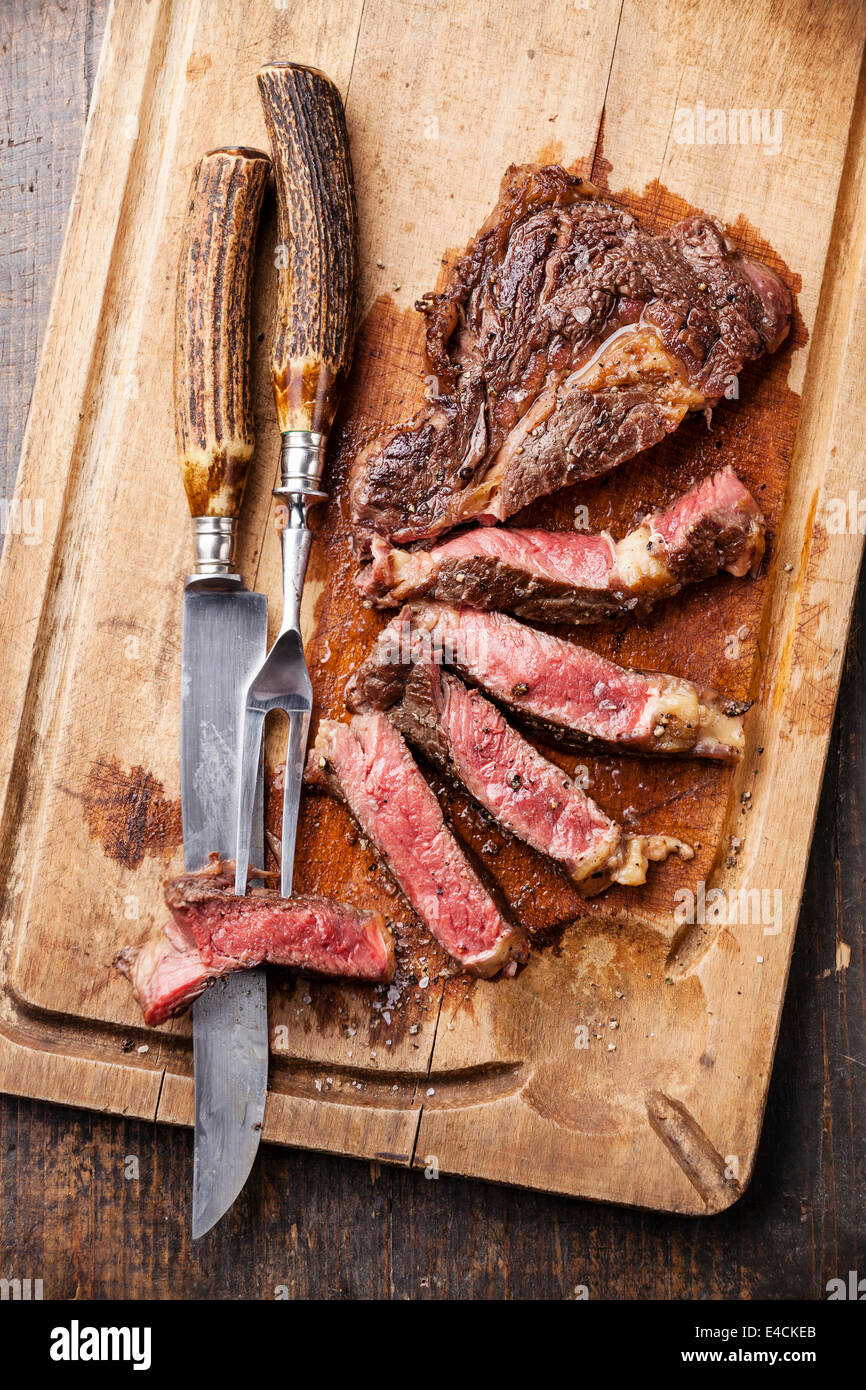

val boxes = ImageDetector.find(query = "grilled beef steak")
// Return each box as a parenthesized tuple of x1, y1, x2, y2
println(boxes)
(389, 659, 692, 893)
(115, 921, 217, 1026)
(115, 858, 395, 1025)
(357, 466, 765, 622)
(347, 602, 748, 760)
(306, 711, 528, 976)
(350, 165, 791, 552)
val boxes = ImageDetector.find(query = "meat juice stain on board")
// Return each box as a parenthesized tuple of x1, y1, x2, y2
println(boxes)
(278, 158, 805, 972)
(78, 758, 182, 870)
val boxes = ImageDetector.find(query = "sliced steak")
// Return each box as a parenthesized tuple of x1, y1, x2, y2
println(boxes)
(165, 859, 395, 977)
(356, 466, 765, 622)
(346, 602, 748, 760)
(115, 921, 215, 1027)
(350, 164, 791, 551)
(115, 859, 394, 1026)
(306, 711, 528, 976)
(391, 659, 693, 893)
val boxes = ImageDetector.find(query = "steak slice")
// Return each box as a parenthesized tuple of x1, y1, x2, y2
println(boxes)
(115, 859, 395, 1026)
(346, 602, 748, 760)
(356, 466, 765, 622)
(391, 659, 693, 893)
(115, 921, 215, 1027)
(306, 712, 528, 976)
(350, 164, 791, 552)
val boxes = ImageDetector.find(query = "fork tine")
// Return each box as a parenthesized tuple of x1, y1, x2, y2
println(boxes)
(280, 708, 311, 896)
(234, 704, 266, 897)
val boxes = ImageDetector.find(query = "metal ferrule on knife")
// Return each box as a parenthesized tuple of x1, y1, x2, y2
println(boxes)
(191, 515, 239, 575)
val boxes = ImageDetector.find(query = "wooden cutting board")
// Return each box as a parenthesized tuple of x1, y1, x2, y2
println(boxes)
(2, 0, 865, 1215)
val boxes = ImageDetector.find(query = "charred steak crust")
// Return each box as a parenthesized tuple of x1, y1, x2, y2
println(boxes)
(350, 164, 791, 550)
(356, 466, 765, 623)
(654, 467, 765, 584)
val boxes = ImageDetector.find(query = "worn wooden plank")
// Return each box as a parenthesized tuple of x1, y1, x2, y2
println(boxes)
(0, 0, 104, 505)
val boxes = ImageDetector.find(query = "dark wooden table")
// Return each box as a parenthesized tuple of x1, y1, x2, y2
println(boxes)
(1, 0, 863, 1300)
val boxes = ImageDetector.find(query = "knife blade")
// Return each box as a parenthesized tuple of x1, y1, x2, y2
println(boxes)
(173, 147, 271, 1239)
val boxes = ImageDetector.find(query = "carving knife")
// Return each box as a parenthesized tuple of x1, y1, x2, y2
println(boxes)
(173, 147, 270, 1239)
(234, 63, 358, 897)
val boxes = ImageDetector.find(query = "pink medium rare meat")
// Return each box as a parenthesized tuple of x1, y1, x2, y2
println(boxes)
(388, 660, 693, 893)
(115, 858, 395, 1025)
(115, 920, 216, 1026)
(306, 711, 528, 976)
(350, 164, 791, 551)
(164, 859, 395, 977)
(346, 602, 749, 760)
(356, 466, 765, 623)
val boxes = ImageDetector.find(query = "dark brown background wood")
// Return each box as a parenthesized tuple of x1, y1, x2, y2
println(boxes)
(0, 0, 863, 1299)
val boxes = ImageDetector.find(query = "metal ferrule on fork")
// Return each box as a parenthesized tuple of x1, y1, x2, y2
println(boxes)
(273, 429, 328, 498)
(273, 430, 329, 636)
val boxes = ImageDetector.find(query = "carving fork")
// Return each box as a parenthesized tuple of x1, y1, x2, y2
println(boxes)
(235, 62, 359, 899)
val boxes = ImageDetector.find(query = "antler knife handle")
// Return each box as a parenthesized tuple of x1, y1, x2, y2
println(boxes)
(257, 62, 359, 491)
(174, 147, 270, 569)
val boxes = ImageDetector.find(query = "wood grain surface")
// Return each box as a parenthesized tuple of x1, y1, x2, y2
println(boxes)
(0, 0, 863, 1297)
